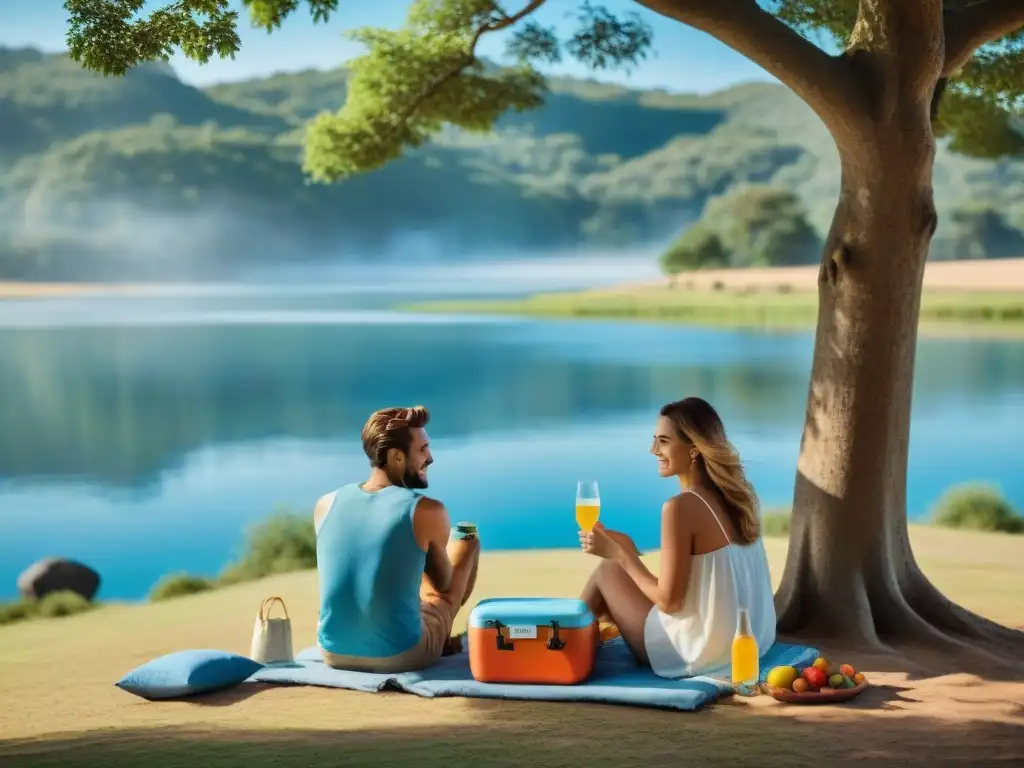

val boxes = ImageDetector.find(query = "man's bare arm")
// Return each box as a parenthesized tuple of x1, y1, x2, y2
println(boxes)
(312, 492, 334, 530)
(415, 497, 453, 593)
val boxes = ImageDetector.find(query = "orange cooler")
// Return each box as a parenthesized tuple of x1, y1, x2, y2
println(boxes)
(468, 597, 598, 685)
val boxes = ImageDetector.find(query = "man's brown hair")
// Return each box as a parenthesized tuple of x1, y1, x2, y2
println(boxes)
(362, 406, 430, 468)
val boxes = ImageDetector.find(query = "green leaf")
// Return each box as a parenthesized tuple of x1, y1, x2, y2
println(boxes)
(506, 21, 562, 65)
(243, 0, 340, 32)
(566, 2, 653, 72)
(936, 90, 1024, 158)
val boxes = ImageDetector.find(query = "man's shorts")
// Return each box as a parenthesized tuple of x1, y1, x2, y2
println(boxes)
(320, 588, 458, 673)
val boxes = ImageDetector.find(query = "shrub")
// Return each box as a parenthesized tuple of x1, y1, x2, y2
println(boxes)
(931, 484, 1023, 533)
(34, 590, 94, 619)
(149, 572, 215, 602)
(659, 223, 729, 275)
(219, 507, 316, 584)
(0, 600, 35, 625)
(761, 508, 792, 537)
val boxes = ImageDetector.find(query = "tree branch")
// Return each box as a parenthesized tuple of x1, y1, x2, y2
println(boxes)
(850, 0, 945, 105)
(385, 0, 548, 132)
(943, 0, 1024, 76)
(633, 0, 867, 140)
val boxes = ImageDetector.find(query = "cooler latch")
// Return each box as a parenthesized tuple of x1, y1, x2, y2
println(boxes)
(486, 620, 515, 651)
(546, 620, 566, 651)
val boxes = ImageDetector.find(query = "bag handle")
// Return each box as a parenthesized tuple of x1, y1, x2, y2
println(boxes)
(259, 595, 290, 621)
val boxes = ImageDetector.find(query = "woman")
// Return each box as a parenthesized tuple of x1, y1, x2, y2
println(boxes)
(579, 396, 776, 679)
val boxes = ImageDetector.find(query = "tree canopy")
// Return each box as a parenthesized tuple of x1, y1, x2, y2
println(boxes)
(65, 1, 1024, 184)
(660, 184, 822, 273)
(660, 223, 727, 275)
(703, 184, 822, 267)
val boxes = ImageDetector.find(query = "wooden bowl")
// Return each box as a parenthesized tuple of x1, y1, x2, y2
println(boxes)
(759, 680, 870, 704)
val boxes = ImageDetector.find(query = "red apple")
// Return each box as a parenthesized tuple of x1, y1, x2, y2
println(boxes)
(801, 666, 827, 690)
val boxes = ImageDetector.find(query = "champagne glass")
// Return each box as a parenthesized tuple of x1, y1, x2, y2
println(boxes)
(576, 480, 601, 532)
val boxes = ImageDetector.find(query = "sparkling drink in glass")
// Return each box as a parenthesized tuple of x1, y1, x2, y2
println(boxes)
(576, 480, 600, 532)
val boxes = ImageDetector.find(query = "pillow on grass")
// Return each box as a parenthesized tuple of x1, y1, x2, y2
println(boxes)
(115, 649, 264, 700)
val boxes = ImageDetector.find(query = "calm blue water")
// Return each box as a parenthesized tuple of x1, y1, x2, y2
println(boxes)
(1, 279, 1022, 600)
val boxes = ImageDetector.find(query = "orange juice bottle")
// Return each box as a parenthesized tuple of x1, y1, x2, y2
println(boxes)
(731, 607, 759, 696)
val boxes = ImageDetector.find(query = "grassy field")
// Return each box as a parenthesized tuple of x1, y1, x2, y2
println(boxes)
(1, 525, 1022, 767)
(404, 284, 1024, 335)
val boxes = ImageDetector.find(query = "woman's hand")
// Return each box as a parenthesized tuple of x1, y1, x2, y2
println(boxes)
(579, 522, 624, 561)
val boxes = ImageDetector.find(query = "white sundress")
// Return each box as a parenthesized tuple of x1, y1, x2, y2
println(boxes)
(643, 490, 777, 679)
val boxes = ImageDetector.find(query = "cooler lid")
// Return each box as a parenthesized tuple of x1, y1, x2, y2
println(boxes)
(468, 597, 594, 629)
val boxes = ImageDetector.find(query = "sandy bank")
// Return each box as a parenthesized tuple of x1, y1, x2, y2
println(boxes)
(615, 258, 1024, 294)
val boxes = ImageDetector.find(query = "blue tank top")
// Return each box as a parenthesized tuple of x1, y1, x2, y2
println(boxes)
(316, 483, 426, 657)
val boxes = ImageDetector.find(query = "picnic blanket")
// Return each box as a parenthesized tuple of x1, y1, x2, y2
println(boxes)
(247, 637, 817, 712)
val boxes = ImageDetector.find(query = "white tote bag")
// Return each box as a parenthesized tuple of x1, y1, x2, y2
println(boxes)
(251, 595, 294, 664)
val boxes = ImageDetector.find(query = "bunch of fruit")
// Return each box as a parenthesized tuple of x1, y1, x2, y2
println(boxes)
(765, 656, 867, 693)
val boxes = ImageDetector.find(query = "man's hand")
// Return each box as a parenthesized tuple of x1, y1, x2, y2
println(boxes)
(448, 534, 480, 564)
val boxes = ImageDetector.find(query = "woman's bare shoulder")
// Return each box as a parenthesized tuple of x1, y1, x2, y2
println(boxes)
(661, 492, 707, 519)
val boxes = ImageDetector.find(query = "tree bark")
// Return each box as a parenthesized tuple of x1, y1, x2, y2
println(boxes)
(773, 104, 1024, 667)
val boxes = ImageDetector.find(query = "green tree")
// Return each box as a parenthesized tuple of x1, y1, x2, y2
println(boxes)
(931, 204, 1024, 260)
(65, 0, 1024, 662)
(700, 183, 822, 267)
(660, 222, 728, 276)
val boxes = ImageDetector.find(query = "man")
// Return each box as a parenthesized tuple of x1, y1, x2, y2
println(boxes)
(313, 405, 480, 672)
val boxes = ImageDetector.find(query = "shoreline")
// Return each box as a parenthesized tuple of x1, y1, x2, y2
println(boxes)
(395, 259, 1024, 339)
(614, 257, 1024, 294)
(402, 260, 1024, 339)
(402, 291, 1024, 340)
(0, 282, 144, 299)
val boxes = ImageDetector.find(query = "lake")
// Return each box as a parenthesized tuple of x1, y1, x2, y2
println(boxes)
(2, 275, 1023, 600)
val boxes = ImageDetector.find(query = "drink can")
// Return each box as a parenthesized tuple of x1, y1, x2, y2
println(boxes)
(455, 521, 478, 540)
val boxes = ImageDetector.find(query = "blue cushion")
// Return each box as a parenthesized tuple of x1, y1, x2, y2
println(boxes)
(115, 649, 264, 700)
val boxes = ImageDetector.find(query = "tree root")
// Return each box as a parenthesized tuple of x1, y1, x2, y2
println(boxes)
(900, 568, 1024, 656)
(775, 564, 1024, 678)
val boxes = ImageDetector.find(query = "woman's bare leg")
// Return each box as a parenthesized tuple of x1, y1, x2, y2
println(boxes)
(581, 567, 611, 622)
(580, 559, 653, 665)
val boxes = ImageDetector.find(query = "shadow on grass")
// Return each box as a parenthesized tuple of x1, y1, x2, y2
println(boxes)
(785, 640, 1024, 684)
(178, 683, 275, 707)
(2, 695, 1022, 767)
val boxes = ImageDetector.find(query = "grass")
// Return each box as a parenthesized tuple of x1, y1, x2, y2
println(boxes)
(760, 509, 793, 537)
(932, 484, 1024, 533)
(759, 485, 1021, 539)
(3, 510, 316, 625)
(402, 285, 1024, 334)
(0, 591, 96, 626)
(1, 526, 1022, 767)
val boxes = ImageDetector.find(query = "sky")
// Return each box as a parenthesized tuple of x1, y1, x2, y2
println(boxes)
(0, 0, 777, 93)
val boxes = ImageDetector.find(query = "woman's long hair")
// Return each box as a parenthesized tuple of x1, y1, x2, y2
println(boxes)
(660, 397, 760, 544)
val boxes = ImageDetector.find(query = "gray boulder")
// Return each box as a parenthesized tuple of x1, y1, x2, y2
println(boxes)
(17, 558, 101, 601)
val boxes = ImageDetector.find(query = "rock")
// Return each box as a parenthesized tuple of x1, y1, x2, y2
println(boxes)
(17, 558, 101, 601)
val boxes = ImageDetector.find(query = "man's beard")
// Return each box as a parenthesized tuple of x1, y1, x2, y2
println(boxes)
(402, 469, 428, 490)
(388, 465, 429, 490)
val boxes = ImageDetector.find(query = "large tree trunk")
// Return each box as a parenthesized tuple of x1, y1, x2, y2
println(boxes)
(772, 111, 1024, 668)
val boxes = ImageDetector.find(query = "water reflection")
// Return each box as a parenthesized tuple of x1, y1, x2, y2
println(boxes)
(1, 318, 1021, 493)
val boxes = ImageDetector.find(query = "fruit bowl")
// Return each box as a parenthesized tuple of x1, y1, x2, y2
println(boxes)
(760, 657, 870, 704)
(759, 679, 869, 704)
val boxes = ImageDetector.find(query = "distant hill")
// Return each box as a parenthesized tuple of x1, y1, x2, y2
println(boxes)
(1, 46, 1022, 281)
